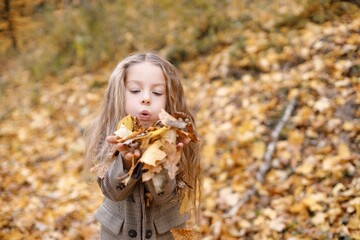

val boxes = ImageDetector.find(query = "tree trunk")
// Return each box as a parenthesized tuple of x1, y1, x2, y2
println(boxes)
(332, 0, 360, 7)
(4, 0, 17, 50)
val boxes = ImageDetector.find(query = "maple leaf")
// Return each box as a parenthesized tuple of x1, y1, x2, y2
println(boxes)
(117, 114, 134, 130)
(162, 140, 180, 180)
(111, 110, 197, 185)
(142, 164, 162, 182)
(114, 114, 135, 139)
(159, 109, 187, 129)
(114, 124, 132, 138)
(139, 140, 167, 166)
(138, 127, 169, 150)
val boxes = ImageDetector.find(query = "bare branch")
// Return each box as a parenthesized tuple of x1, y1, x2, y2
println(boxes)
(225, 97, 297, 217)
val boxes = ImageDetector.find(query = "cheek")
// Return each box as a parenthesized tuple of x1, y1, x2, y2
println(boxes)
(124, 94, 135, 113)
(159, 96, 167, 109)
(152, 97, 166, 113)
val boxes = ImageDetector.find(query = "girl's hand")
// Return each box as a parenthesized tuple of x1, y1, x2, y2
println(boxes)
(176, 136, 190, 152)
(106, 136, 141, 170)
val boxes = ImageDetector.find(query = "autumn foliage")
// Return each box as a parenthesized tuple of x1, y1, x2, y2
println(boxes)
(91, 110, 198, 191)
(0, 0, 359, 239)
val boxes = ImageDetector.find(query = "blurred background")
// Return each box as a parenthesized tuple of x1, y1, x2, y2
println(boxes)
(0, 0, 359, 239)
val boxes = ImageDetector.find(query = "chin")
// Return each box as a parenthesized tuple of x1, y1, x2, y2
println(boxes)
(141, 121, 152, 128)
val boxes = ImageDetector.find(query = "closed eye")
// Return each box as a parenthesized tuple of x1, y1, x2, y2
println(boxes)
(153, 92, 163, 96)
(130, 90, 141, 94)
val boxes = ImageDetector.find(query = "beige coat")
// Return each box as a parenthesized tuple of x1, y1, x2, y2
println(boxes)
(95, 155, 189, 239)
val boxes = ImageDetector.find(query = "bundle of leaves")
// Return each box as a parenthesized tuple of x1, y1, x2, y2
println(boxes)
(91, 109, 198, 194)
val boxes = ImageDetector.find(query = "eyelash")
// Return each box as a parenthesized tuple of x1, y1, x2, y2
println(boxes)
(129, 90, 163, 96)
(153, 92, 163, 96)
(130, 90, 140, 94)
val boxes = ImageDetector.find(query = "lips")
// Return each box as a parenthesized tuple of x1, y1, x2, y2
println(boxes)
(138, 110, 152, 121)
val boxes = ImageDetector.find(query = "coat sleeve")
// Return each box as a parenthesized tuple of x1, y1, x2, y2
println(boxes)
(97, 155, 139, 202)
(144, 171, 177, 205)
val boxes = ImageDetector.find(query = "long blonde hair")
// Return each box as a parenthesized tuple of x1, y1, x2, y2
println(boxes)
(84, 52, 200, 217)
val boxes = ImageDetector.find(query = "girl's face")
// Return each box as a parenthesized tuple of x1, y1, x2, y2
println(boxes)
(125, 62, 167, 128)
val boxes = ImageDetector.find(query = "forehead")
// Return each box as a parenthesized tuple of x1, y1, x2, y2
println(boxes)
(126, 62, 164, 80)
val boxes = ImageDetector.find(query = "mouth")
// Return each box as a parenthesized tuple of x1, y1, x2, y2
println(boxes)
(138, 110, 152, 121)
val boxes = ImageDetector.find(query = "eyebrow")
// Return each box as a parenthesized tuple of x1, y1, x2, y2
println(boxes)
(126, 80, 166, 87)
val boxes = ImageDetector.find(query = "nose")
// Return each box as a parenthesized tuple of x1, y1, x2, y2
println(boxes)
(141, 98, 151, 105)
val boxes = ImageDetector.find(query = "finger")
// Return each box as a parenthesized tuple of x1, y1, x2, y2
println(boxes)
(116, 143, 127, 151)
(125, 152, 133, 161)
(106, 135, 118, 143)
(176, 142, 184, 152)
(178, 137, 190, 145)
(183, 138, 190, 145)
(133, 149, 141, 159)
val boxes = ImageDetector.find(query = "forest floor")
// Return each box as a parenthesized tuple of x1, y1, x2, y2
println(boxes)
(0, 1, 359, 239)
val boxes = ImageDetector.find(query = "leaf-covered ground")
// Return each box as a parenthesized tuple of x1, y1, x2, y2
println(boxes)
(1, 1, 359, 239)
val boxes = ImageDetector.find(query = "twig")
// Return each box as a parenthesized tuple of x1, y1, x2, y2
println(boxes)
(225, 97, 297, 217)
(256, 97, 297, 183)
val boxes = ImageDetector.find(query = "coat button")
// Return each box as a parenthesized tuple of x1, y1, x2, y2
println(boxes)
(116, 183, 125, 190)
(128, 229, 137, 238)
(145, 230, 152, 239)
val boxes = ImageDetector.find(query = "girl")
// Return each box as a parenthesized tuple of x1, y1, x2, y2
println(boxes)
(84, 52, 201, 239)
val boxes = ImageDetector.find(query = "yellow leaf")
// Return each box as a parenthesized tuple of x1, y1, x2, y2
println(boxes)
(252, 141, 265, 159)
(180, 191, 190, 214)
(161, 129, 180, 179)
(288, 130, 304, 145)
(343, 121, 354, 131)
(311, 212, 326, 225)
(171, 228, 197, 240)
(139, 127, 169, 150)
(142, 164, 162, 182)
(328, 207, 342, 223)
(254, 215, 266, 226)
(117, 114, 133, 130)
(123, 157, 136, 185)
(348, 215, 360, 230)
(139, 140, 166, 166)
(332, 183, 346, 196)
(289, 202, 306, 214)
(349, 197, 360, 218)
(162, 128, 177, 144)
(163, 141, 180, 179)
(314, 97, 331, 112)
(302, 193, 326, 212)
(296, 162, 315, 175)
(142, 170, 154, 182)
(338, 142, 351, 159)
(293, 106, 312, 125)
(114, 123, 132, 138)
(350, 232, 360, 240)
(263, 208, 277, 219)
(322, 156, 340, 171)
(2, 230, 23, 240)
(269, 217, 286, 232)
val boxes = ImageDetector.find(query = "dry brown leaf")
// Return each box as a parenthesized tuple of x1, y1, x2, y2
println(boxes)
(159, 109, 187, 129)
(162, 129, 180, 179)
(163, 141, 181, 180)
(180, 190, 190, 214)
(139, 140, 167, 166)
(92, 109, 197, 184)
(171, 228, 197, 240)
